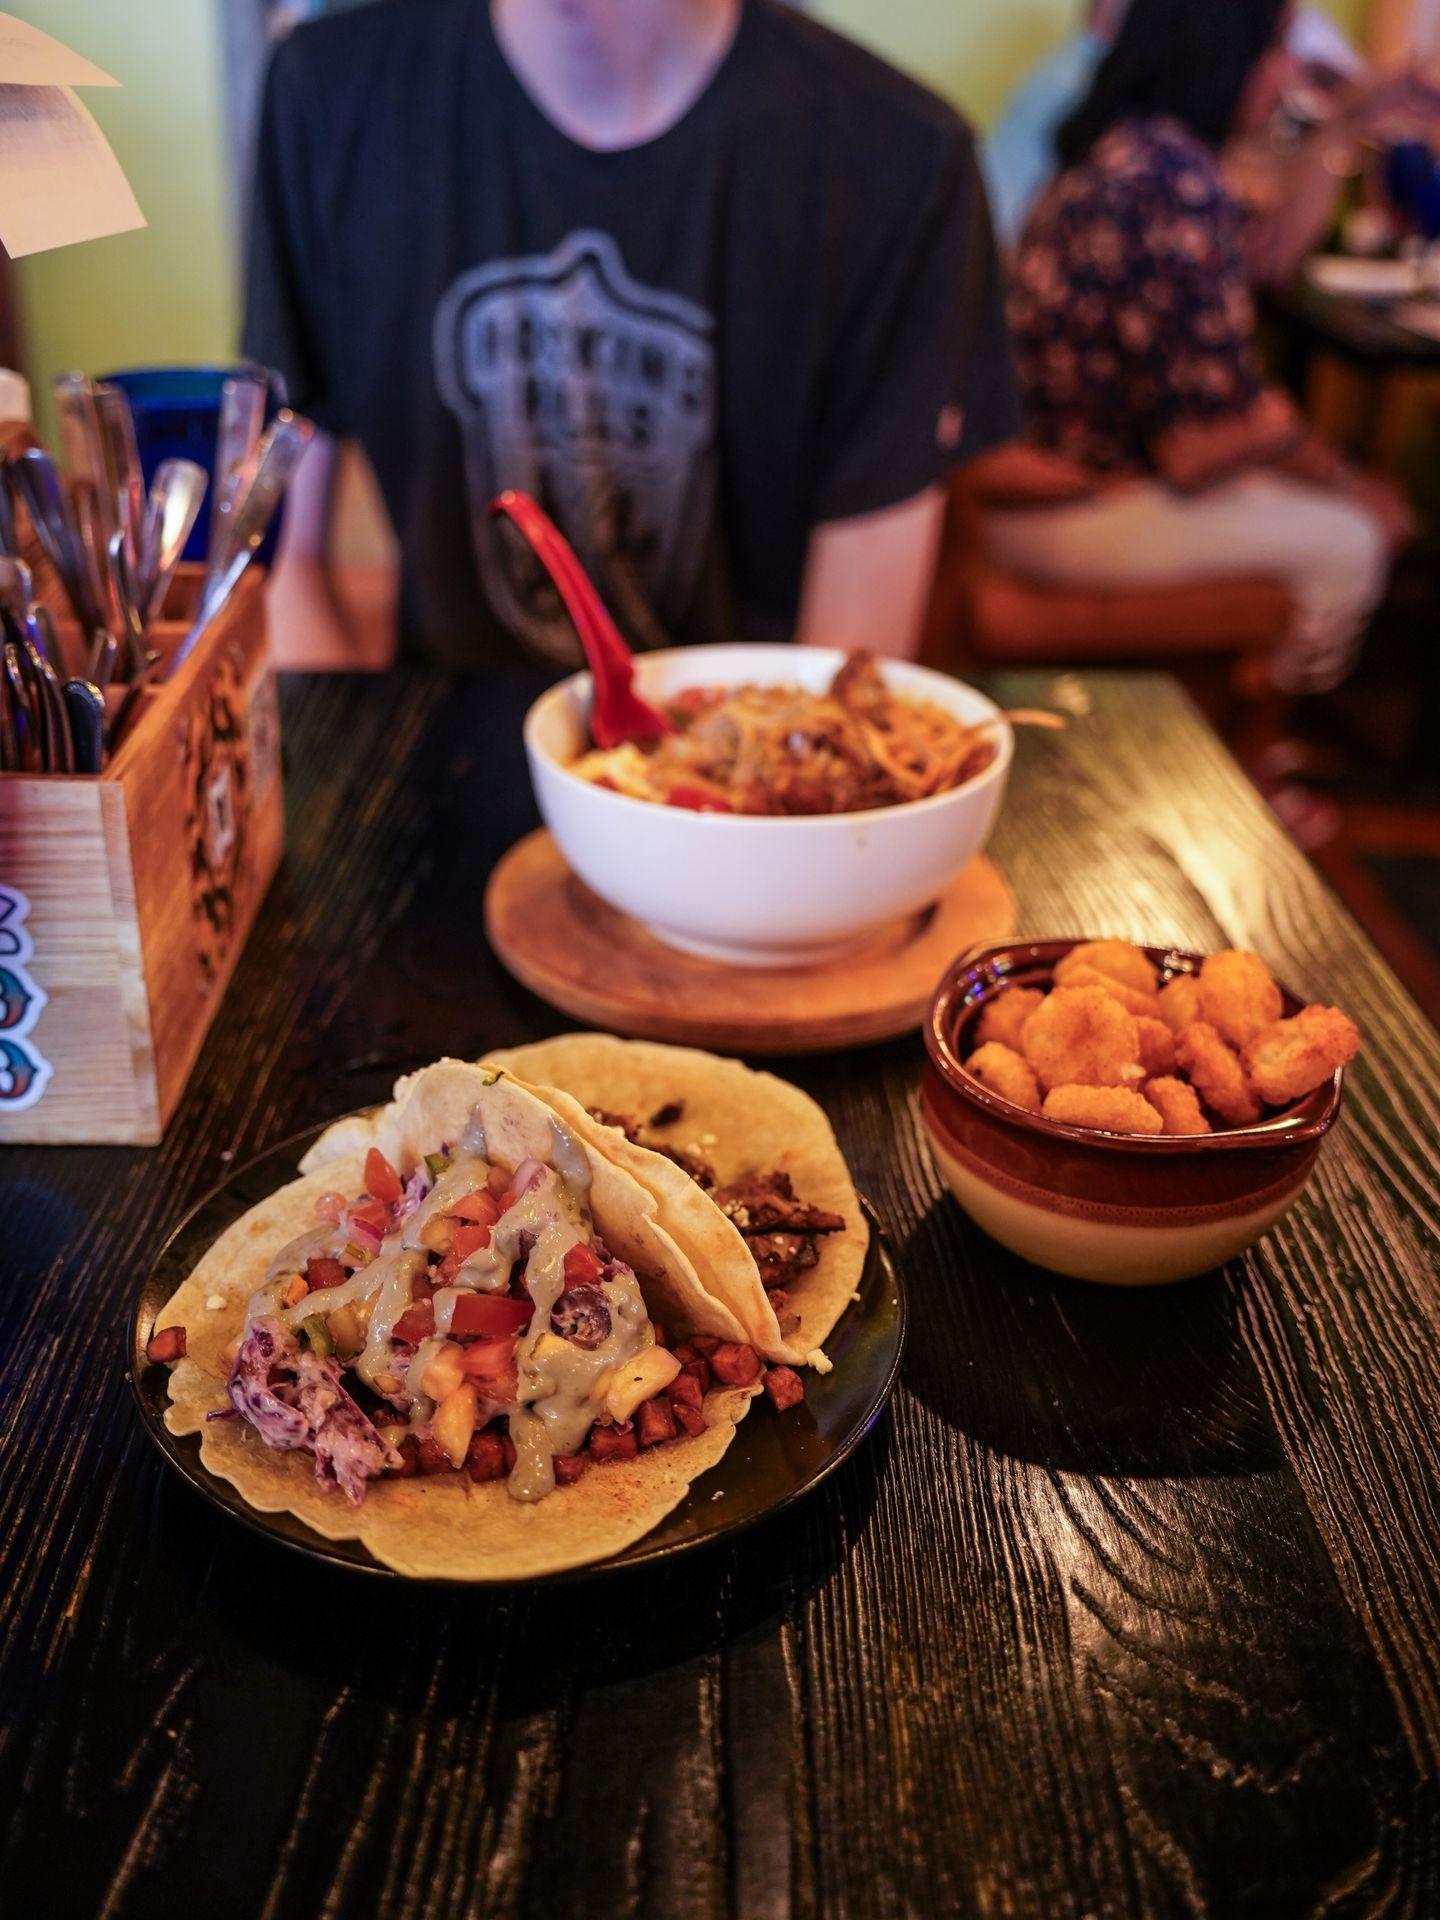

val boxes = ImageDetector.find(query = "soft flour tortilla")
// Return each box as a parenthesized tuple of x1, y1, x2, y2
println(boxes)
(486, 1035, 868, 1365)
(158, 1062, 757, 1580)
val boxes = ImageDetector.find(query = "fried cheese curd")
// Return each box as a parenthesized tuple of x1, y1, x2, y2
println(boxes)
(965, 1041, 1042, 1113)
(1053, 961, 1161, 1020)
(962, 941, 1358, 1137)
(1053, 939, 1159, 999)
(1197, 949, 1283, 1051)
(1042, 1084, 1164, 1134)
(1135, 1017, 1177, 1077)
(1142, 1075, 1211, 1135)
(1174, 1021, 1263, 1126)
(1157, 976, 1202, 1031)
(1019, 987, 1143, 1091)
(974, 985, 1045, 1054)
(1242, 1006, 1359, 1106)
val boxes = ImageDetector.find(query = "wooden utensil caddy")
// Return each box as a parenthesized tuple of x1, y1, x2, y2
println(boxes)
(0, 565, 283, 1143)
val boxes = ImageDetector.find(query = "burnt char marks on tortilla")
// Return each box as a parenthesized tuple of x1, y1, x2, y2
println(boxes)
(710, 1170, 847, 1294)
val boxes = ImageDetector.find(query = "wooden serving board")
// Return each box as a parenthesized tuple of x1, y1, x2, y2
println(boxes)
(485, 828, 1015, 1054)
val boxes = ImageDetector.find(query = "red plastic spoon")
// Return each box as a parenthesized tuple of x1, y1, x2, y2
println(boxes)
(488, 490, 674, 749)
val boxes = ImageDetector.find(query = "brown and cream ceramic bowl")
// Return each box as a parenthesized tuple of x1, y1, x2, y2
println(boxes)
(922, 939, 1345, 1286)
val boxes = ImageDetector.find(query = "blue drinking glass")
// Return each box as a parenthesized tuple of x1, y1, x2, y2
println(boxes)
(98, 364, 283, 563)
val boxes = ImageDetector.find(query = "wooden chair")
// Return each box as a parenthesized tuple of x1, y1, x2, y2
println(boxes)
(922, 449, 1293, 739)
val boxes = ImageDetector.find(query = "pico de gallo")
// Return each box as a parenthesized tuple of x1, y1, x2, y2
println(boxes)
(193, 1107, 802, 1507)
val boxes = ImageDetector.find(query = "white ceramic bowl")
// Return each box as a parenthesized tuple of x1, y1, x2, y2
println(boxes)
(524, 645, 1013, 966)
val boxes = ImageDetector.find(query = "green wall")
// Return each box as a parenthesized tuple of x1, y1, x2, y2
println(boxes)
(12, 0, 235, 443)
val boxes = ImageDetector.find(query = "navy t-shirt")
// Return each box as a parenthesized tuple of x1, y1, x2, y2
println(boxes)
(244, 0, 1017, 667)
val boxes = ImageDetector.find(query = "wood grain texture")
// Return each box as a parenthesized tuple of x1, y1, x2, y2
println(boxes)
(484, 828, 1015, 1053)
(2, 669, 1439, 1920)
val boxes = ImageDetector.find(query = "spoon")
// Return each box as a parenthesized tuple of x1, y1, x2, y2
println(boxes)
(178, 410, 314, 672)
(140, 458, 208, 623)
(206, 370, 267, 593)
(488, 490, 673, 748)
(10, 448, 102, 638)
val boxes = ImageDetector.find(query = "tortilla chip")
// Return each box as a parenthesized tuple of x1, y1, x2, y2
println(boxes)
(486, 1035, 868, 1364)
(157, 1083, 757, 1581)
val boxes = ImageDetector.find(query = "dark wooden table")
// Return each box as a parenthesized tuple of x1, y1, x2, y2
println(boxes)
(1267, 276, 1440, 372)
(5, 670, 1440, 1920)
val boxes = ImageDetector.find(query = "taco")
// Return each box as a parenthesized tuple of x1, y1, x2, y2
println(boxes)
(485, 1035, 868, 1366)
(154, 1060, 802, 1580)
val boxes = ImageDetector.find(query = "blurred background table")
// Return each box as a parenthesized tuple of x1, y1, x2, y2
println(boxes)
(4, 669, 1440, 1919)
(1265, 273, 1440, 467)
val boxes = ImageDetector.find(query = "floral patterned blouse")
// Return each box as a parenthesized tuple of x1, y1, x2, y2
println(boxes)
(1008, 116, 1263, 474)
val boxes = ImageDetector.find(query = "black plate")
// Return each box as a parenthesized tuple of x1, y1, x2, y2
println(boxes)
(125, 1122, 906, 1584)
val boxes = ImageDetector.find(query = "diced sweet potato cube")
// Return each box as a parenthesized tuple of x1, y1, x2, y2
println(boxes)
(636, 1397, 678, 1449)
(466, 1429, 507, 1483)
(691, 1335, 721, 1357)
(763, 1366, 805, 1412)
(417, 1436, 453, 1475)
(708, 1342, 761, 1387)
(681, 1357, 712, 1395)
(673, 1404, 707, 1438)
(664, 1371, 704, 1413)
(145, 1326, 187, 1365)
(588, 1422, 639, 1464)
(553, 1452, 590, 1485)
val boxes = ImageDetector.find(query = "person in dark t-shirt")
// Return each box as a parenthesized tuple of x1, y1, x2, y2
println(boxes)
(245, 0, 1017, 670)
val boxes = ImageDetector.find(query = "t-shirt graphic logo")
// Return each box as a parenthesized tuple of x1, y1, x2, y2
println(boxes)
(434, 230, 717, 663)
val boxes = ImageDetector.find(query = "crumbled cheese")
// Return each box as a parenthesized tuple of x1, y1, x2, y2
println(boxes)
(698, 1132, 717, 1147)
(850, 1291, 861, 1303)
(205, 1293, 225, 1311)
(731, 1205, 751, 1228)
(805, 1347, 833, 1375)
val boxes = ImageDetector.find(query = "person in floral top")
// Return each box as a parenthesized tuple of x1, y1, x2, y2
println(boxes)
(990, 0, 1408, 696)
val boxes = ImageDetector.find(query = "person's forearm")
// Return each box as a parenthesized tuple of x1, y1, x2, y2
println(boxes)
(794, 487, 946, 659)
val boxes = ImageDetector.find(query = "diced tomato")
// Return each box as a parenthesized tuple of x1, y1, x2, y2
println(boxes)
(349, 1196, 389, 1237)
(466, 1429, 508, 1484)
(636, 1397, 678, 1449)
(458, 1338, 520, 1391)
(664, 1371, 704, 1414)
(709, 1342, 762, 1387)
(437, 1219, 492, 1281)
(588, 1422, 639, 1464)
(314, 1191, 347, 1225)
(305, 1254, 347, 1292)
(553, 1452, 590, 1485)
(665, 784, 733, 813)
(561, 1243, 604, 1290)
(364, 1148, 403, 1205)
(146, 1326, 186, 1365)
(451, 1295, 531, 1338)
(450, 1189, 502, 1227)
(450, 1221, 492, 1261)
(673, 1403, 707, 1439)
(392, 1301, 435, 1345)
(763, 1366, 805, 1412)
